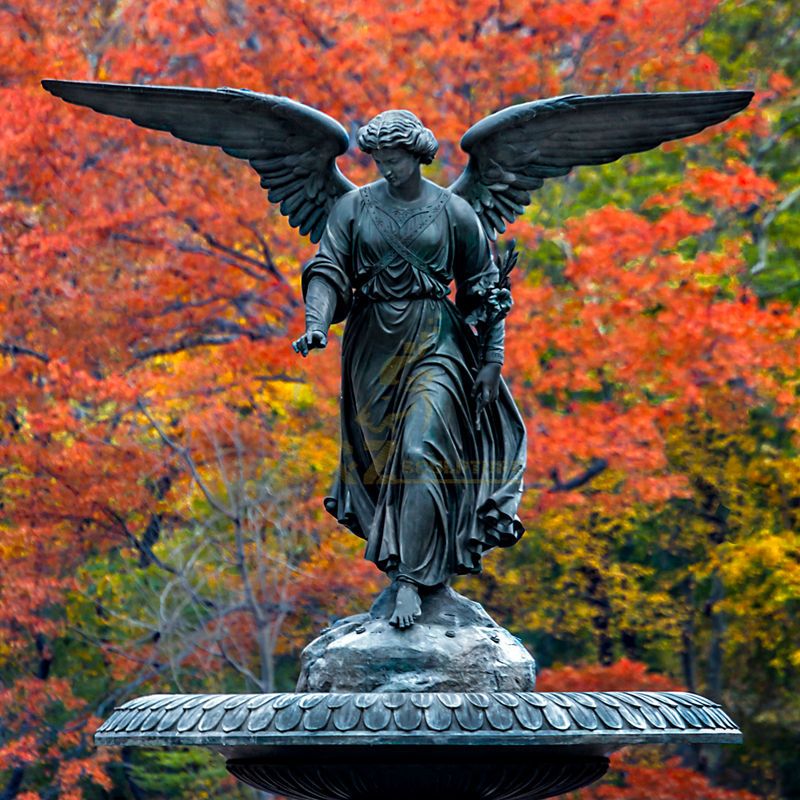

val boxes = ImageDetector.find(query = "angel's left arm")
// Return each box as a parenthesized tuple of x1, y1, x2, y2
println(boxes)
(450, 197, 506, 366)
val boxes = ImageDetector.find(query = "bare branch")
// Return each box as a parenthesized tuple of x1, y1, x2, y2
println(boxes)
(214, 638, 265, 691)
(131, 333, 240, 361)
(181, 216, 283, 282)
(137, 400, 236, 518)
(236, 216, 293, 287)
(750, 186, 800, 276)
(101, 506, 180, 577)
(0, 341, 50, 363)
(549, 458, 609, 492)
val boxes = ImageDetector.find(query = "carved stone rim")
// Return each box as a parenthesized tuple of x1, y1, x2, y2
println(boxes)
(95, 691, 742, 752)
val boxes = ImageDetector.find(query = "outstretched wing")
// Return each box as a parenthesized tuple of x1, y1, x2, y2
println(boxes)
(450, 91, 754, 239)
(41, 80, 357, 243)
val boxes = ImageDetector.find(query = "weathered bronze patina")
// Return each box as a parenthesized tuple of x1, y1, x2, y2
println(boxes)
(94, 689, 742, 800)
(43, 80, 753, 800)
(41, 80, 752, 632)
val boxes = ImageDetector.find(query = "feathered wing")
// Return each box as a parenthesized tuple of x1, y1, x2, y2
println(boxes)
(41, 80, 357, 243)
(450, 91, 754, 239)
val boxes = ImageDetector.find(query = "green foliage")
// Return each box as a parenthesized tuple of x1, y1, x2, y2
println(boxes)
(1, 1, 798, 800)
(128, 748, 237, 799)
(703, 0, 800, 301)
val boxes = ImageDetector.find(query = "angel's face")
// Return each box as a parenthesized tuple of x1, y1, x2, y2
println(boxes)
(371, 147, 420, 187)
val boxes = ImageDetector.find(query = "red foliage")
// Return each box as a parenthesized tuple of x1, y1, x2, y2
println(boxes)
(541, 662, 759, 800)
(537, 658, 681, 692)
(0, 1, 793, 798)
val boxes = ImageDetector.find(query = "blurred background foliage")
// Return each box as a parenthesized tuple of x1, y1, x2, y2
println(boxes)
(0, 0, 798, 798)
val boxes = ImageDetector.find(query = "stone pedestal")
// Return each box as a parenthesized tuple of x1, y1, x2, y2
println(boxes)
(298, 585, 536, 693)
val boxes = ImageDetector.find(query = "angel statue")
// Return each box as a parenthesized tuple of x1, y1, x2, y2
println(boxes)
(42, 80, 752, 630)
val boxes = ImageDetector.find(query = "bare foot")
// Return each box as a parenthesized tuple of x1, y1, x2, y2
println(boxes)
(389, 582, 422, 629)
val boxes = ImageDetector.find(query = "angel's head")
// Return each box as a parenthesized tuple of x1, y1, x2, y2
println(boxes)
(357, 110, 438, 185)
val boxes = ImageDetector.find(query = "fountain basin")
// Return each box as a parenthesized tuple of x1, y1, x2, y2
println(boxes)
(95, 690, 741, 799)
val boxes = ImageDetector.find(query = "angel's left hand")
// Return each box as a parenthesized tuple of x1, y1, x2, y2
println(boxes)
(472, 362, 502, 425)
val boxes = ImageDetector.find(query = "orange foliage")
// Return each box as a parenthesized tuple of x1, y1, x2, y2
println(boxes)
(0, 0, 794, 798)
(588, 755, 761, 800)
(541, 662, 759, 800)
(537, 658, 681, 692)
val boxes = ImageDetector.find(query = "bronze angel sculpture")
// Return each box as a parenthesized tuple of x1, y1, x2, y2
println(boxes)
(42, 80, 752, 629)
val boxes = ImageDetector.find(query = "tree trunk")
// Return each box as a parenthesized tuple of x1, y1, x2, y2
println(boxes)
(703, 569, 727, 781)
(681, 605, 697, 693)
(581, 563, 614, 666)
(257, 623, 275, 693)
(0, 768, 25, 800)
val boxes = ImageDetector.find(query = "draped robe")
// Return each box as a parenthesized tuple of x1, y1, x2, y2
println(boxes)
(302, 179, 526, 587)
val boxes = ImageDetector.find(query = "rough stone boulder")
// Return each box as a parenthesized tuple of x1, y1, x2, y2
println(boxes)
(296, 584, 536, 693)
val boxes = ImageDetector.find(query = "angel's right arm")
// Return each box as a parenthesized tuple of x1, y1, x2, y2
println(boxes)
(301, 192, 357, 332)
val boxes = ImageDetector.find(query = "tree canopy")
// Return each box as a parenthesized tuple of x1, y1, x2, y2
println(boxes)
(1, 0, 798, 798)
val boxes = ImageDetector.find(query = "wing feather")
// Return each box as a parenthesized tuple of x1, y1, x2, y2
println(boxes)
(451, 90, 753, 239)
(41, 80, 357, 243)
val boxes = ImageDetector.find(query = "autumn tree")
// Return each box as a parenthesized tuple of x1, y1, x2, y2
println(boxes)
(0, 1, 798, 799)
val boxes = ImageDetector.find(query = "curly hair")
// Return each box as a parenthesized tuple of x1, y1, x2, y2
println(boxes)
(356, 110, 438, 164)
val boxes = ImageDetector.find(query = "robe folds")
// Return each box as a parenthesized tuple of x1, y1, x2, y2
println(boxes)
(302, 179, 526, 587)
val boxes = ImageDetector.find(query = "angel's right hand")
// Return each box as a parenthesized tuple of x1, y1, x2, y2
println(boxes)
(292, 329, 328, 357)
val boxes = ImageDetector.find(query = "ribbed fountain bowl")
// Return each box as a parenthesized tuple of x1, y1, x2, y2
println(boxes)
(95, 690, 741, 800)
